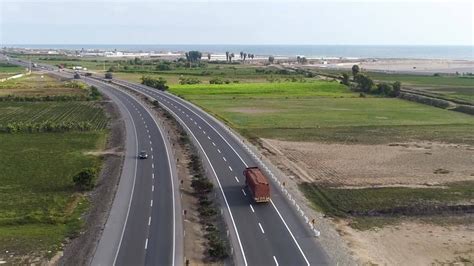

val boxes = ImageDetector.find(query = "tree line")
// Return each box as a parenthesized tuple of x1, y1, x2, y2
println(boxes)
(340, 65, 401, 97)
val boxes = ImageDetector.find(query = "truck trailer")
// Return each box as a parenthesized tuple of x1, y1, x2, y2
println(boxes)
(244, 167, 270, 203)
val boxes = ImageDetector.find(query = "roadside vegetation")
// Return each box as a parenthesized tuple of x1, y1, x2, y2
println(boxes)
(300, 181, 474, 229)
(0, 73, 108, 263)
(13, 54, 474, 235)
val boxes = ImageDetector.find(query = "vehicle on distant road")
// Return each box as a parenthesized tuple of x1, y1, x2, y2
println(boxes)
(138, 151, 148, 159)
(105, 72, 113, 79)
(244, 167, 270, 203)
(73, 73, 81, 79)
(85, 72, 92, 77)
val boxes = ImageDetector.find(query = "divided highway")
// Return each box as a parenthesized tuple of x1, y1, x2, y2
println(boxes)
(5, 55, 330, 265)
(111, 79, 330, 265)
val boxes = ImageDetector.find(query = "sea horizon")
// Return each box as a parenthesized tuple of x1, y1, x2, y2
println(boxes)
(4, 44, 474, 60)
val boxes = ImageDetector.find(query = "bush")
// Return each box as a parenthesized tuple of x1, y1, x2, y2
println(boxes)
(89, 86, 101, 100)
(209, 78, 224, 84)
(179, 77, 201, 85)
(208, 238, 228, 259)
(341, 73, 350, 86)
(141, 76, 169, 91)
(73, 168, 97, 191)
(105, 72, 113, 79)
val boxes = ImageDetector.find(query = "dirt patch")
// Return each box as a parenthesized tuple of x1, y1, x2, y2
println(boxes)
(261, 139, 474, 187)
(339, 219, 474, 265)
(257, 137, 474, 264)
(226, 107, 279, 114)
(59, 97, 125, 265)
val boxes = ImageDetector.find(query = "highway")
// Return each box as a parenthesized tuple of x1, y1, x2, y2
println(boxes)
(5, 56, 329, 265)
(111, 79, 330, 265)
(45, 67, 184, 266)
(84, 78, 183, 266)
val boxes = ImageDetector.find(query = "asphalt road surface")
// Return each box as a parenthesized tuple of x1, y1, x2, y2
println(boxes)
(111, 79, 330, 266)
(3, 56, 329, 265)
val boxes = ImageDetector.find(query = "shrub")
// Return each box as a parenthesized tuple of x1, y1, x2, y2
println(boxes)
(105, 72, 113, 79)
(73, 168, 97, 191)
(89, 86, 101, 100)
(209, 78, 224, 84)
(179, 77, 201, 85)
(141, 76, 169, 91)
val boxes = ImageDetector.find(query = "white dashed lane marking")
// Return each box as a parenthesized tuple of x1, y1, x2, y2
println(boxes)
(258, 223, 265, 234)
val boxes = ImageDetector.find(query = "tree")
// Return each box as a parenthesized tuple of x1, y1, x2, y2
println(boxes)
(229, 53, 235, 62)
(354, 73, 374, 93)
(73, 168, 97, 191)
(341, 73, 350, 86)
(186, 51, 202, 63)
(105, 72, 113, 79)
(392, 81, 401, 97)
(243, 53, 247, 61)
(225, 51, 230, 62)
(352, 64, 360, 78)
(134, 57, 142, 65)
(141, 76, 169, 91)
(207, 53, 211, 60)
(240, 51, 243, 59)
(268, 56, 275, 64)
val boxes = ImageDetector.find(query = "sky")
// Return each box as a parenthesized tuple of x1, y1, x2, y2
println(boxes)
(0, 0, 472, 45)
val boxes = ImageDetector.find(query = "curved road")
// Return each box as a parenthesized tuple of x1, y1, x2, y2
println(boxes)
(5, 56, 329, 265)
(111, 79, 330, 265)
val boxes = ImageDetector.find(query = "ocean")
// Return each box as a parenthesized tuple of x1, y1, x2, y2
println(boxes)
(6, 44, 474, 60)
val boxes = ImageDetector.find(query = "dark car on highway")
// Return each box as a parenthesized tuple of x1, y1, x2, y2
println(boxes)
(138, 151, 148, 159)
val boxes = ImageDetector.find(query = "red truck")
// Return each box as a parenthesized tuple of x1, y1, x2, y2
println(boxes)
(244, 167, 270, 203)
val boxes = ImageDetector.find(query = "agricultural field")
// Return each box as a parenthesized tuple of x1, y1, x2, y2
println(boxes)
(0, 74, 90, 97)
(0, 69, 109, 263)
(170, 82, 474, 144)
(317, 69, 474, 104)
(0, 62, 26, 79)
(0, 101, 108, 130)
(0, 132, 106, 260)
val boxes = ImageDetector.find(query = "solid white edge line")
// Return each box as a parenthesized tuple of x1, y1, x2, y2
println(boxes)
(146, 84, 311, 265)
(271, 200, 310, 266)
(111, 92, 139, 266)
(105, 83, 178, 266)
(144, 96, 248, 266)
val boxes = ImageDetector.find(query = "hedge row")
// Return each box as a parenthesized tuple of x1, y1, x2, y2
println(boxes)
(0, 121, 93, 133)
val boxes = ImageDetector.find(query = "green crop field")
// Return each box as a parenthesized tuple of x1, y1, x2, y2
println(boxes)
(170, 82, 474, 144)
(0, 132, 106, 258)
(0, 102, 108, 130)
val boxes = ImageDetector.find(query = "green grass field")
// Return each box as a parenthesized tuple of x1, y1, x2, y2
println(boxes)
(0, 132, 105, 258)
(317, 69, 474, 103)
(0, 102, 108, 130)
(170, 82, 474, 144)
(300, 181, 474, 229)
